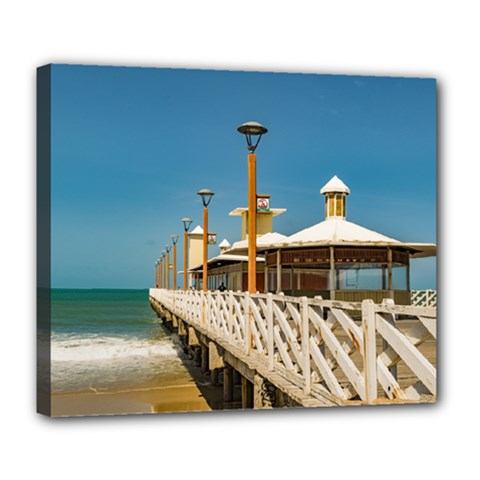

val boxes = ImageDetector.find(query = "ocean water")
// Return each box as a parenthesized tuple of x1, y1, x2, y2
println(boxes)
(51, 289, 189, 393)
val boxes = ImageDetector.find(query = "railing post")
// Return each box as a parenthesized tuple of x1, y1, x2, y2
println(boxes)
(206, 291, 211, 329)
(301, 296, 311, 395)
(193, 290, 198, 324)
(201, 290, 205, 326)
(216, 291, 221, 335)
(362, 299, 378, 404)
(381, 298, 397, 379)
(181, 291, 185, 318)
(228, 291, 234, 343)
(314, 295, 325, 358)
(245, 292, 251, 355)
(267, 293, 274, 371)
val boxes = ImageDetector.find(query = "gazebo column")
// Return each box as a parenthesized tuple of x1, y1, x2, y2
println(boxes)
(329, 246, 335, 300)
(387, 248, 393, 299)
(407, 255, 411, 291)
(290, 266, 294, 295)
(265, 265, 268, 293)
(276, 250, 282, 293)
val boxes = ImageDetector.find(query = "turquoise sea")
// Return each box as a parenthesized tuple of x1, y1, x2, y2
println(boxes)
(51, 289, 188, 393)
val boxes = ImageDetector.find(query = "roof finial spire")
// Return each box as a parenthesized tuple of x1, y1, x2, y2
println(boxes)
(320, 176, 350, 220)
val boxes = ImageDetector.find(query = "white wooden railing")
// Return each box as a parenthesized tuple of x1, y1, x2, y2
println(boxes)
(150, 288, 437, 404)
(411, 289, 437, 307)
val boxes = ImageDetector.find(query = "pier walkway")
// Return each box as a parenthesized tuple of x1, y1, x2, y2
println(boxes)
(149, 288, 437, 408)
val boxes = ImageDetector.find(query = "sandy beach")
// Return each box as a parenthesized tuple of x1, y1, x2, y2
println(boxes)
(51, 349, 240, 417)
(51, 380, 229, 417)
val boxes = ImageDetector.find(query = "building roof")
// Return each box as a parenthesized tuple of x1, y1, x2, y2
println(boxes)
(219, 238, 231, 248)
(189, 225, 203, 235)
(226, 232, 288, 254)
(255, 218, 436, 258)
(320, 175, 350, 195)
(188, 253, 264, 272)
(228, 207, 287, 217)
(283, 218, 400, 245)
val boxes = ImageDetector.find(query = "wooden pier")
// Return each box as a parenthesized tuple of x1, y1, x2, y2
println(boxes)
(149, 288, 437, 409)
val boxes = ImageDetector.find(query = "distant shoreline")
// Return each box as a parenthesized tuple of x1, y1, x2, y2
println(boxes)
(50, 287, 151, 291)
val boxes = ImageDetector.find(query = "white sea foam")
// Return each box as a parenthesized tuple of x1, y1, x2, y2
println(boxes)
(50, 334, 189, 393)
(51, 334, 178, 362)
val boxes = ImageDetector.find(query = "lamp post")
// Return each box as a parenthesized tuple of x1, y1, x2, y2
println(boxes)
(159, 255, 163, 288)
(237, 121, 268, 294)
(182, 218, 193, 290)
(161, 250, 167, 289)
(165, 244, 172, 290)
(197, 189, 214, 292)
(171, 234, 179, 290)
(155, 260, 159, 288)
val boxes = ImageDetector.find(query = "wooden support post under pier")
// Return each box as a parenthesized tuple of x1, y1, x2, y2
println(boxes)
(178, 318, 186, 336)
(253, 375, 276, 409)
(233, 369, 241, 386)
(223, 365, 234, 402)
(188, 327, 199, 347)
(193, 346, 201, 366)
(211, 368, 219, 386)
(241, 376, 253, 409)
(208, 341, 225, 370)
(201, 344, 209, 374)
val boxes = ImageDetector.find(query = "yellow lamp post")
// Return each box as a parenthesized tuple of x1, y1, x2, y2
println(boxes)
(181, 218, 193, 290)
(165, 244, 172, 290)
(197, 189, 214, 292)
(171, 234, 179, 290)
(161, 250, 167, 289)
(154, 260, 159, 287)
(158, 255, 163, 288)
(237, 121, 268, 293)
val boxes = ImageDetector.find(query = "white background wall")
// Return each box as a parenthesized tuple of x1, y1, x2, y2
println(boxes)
(1, 1, 476, 479)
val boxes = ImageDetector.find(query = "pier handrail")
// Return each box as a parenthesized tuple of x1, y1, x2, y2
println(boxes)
(150, 288, 436, 405)
(411, 289, 437, 307)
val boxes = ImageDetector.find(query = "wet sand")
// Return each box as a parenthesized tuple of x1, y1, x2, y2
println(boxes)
(51, 380, 227, 417)
(50, 351, 241, 417)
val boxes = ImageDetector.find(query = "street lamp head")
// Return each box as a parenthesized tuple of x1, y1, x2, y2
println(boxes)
(197, 188, 215, 208)
(171, 234, 179, 245)
(161, 250, 166, 256)
(165, 244, 171, 253)
(182, 217, 193, 232)
(237, 121, 268, 153)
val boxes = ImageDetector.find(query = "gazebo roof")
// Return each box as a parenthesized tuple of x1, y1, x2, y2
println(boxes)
(189, 225, 203, 235)
(320, 175, 351, 195)
(257, 218, 436, 258)
(188, 253, 264, 272)
(219, 238, 231, 248)
(283, 218, 400, 245)
(228, 207, 287, 217)
(226, 232, 288, 254)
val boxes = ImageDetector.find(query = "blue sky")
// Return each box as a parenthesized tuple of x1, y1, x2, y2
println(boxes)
(50, 64, 436, 289)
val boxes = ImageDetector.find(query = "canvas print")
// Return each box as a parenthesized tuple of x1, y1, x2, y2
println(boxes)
(37, 64, 437, 417)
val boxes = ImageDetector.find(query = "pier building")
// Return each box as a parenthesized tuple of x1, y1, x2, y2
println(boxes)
(257, 176, 436, 303)
(189, 176, 436, 304)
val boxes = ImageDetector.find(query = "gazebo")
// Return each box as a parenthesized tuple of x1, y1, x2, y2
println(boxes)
(232, 176, 436, 304)
(188, 232, 286, 291)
